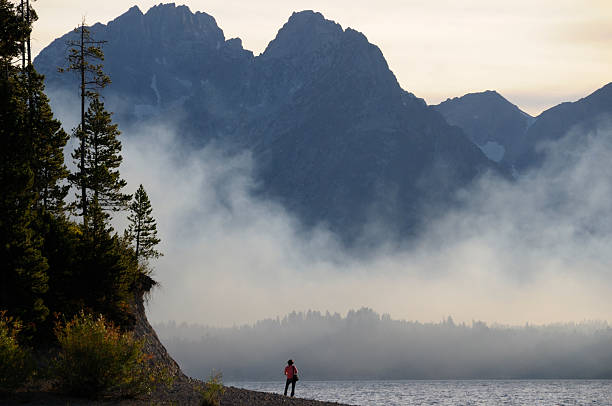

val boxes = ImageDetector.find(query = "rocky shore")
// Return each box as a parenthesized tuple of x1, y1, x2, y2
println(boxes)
(2, 376, 353, 406)
(221, 385, 353, 406)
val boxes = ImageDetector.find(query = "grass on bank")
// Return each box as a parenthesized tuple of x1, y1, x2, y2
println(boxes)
(198, 371, 226, 406)
(0, 311, 35, 392)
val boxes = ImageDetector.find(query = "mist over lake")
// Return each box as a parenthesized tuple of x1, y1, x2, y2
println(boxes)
(155, 308, 612, 381)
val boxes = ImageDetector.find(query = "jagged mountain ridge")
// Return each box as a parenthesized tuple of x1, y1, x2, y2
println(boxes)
(35, 4, 503, 241)
(35, 3, 252, 130)
(435, 84, 612, 171)
(512, 82, 612, 169)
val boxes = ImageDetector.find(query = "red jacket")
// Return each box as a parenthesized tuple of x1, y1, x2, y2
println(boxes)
(284, 365, 298, 379)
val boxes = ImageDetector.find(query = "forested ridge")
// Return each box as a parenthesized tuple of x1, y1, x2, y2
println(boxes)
(157, 309, 612, 380)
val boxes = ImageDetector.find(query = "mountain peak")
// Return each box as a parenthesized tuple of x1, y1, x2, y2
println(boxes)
(135, 3, 224, 45)
(287, 10, 332, 26)
(440, 90, 530, 117)
(482, 89, 500, 97)
(126, 5, 143, 16)
(450, 89, 502, 101)
(263, 10, 343, 59)
(480, 90, 515, 104)
(146, 3, 182, 12)
(143, 3, 199, 20)
(434, 89, 534, 163)
(107, 4, 143, 27)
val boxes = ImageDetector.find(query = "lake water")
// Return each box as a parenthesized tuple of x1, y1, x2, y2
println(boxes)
(227, 380, 612, 405)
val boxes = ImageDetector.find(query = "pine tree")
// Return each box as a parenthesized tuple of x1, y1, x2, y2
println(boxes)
(69, 94, 130, 219)
(28, 67, 69, 214)
(60, 22, 110, 223)
(0, 0, 49, 332)
(0, 1, 29, 68)
(53, 18, 139, 328)
(127, 185, 162, 262)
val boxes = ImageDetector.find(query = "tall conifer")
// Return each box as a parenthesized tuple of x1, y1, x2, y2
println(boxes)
(28, 68, 69, 214)
(70, 94, 130, 219)
(127, 185, 162, 262)
(60, 22, 109, 224)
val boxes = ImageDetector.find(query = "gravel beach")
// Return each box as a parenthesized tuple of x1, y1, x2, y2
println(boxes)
(1, 376, 354, 406)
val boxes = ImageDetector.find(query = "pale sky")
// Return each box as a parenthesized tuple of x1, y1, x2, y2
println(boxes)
(31, 0, 612, 116)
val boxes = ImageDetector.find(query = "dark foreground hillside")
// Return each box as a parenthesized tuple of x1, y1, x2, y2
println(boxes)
(2, 294, 352, 406)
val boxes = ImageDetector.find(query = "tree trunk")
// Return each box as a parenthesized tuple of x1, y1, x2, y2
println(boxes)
(26, 0, 31, 66)
(80, 24, 87, 225)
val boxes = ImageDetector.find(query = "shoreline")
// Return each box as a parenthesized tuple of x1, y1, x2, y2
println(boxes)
(1, 376, 355, 406)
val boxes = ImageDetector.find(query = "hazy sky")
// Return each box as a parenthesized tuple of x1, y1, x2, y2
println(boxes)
(31, 0, 612, 116)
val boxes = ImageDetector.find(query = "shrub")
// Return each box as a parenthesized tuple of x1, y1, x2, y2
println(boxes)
(0, 311, 34, 392)
(199, 371, 226, 406)
(51, 311, 170, 398)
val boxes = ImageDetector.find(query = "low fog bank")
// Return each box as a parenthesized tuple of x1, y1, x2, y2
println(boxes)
(128, 119, 612, 326)
(47, 86, 612, 327)
(154, 308, 612, 380)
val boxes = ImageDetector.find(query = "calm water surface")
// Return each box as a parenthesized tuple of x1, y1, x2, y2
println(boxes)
(227, 380, 612, 405)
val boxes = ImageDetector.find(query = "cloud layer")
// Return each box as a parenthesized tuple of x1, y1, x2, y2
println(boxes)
(100, 116, 612, 327)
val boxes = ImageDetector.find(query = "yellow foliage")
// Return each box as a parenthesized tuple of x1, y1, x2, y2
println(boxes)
(51, 310, 172, 398)
(0, 311, 34, 392)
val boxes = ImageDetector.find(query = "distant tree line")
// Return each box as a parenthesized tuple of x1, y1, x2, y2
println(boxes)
(0, 0, 162, 342)
(156, 308, 612, 380)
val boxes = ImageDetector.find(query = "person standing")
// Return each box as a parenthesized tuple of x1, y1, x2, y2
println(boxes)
(284, 359, 299, 397)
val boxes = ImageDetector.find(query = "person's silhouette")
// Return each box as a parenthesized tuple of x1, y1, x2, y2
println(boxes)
(283, 359, 298, 397)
